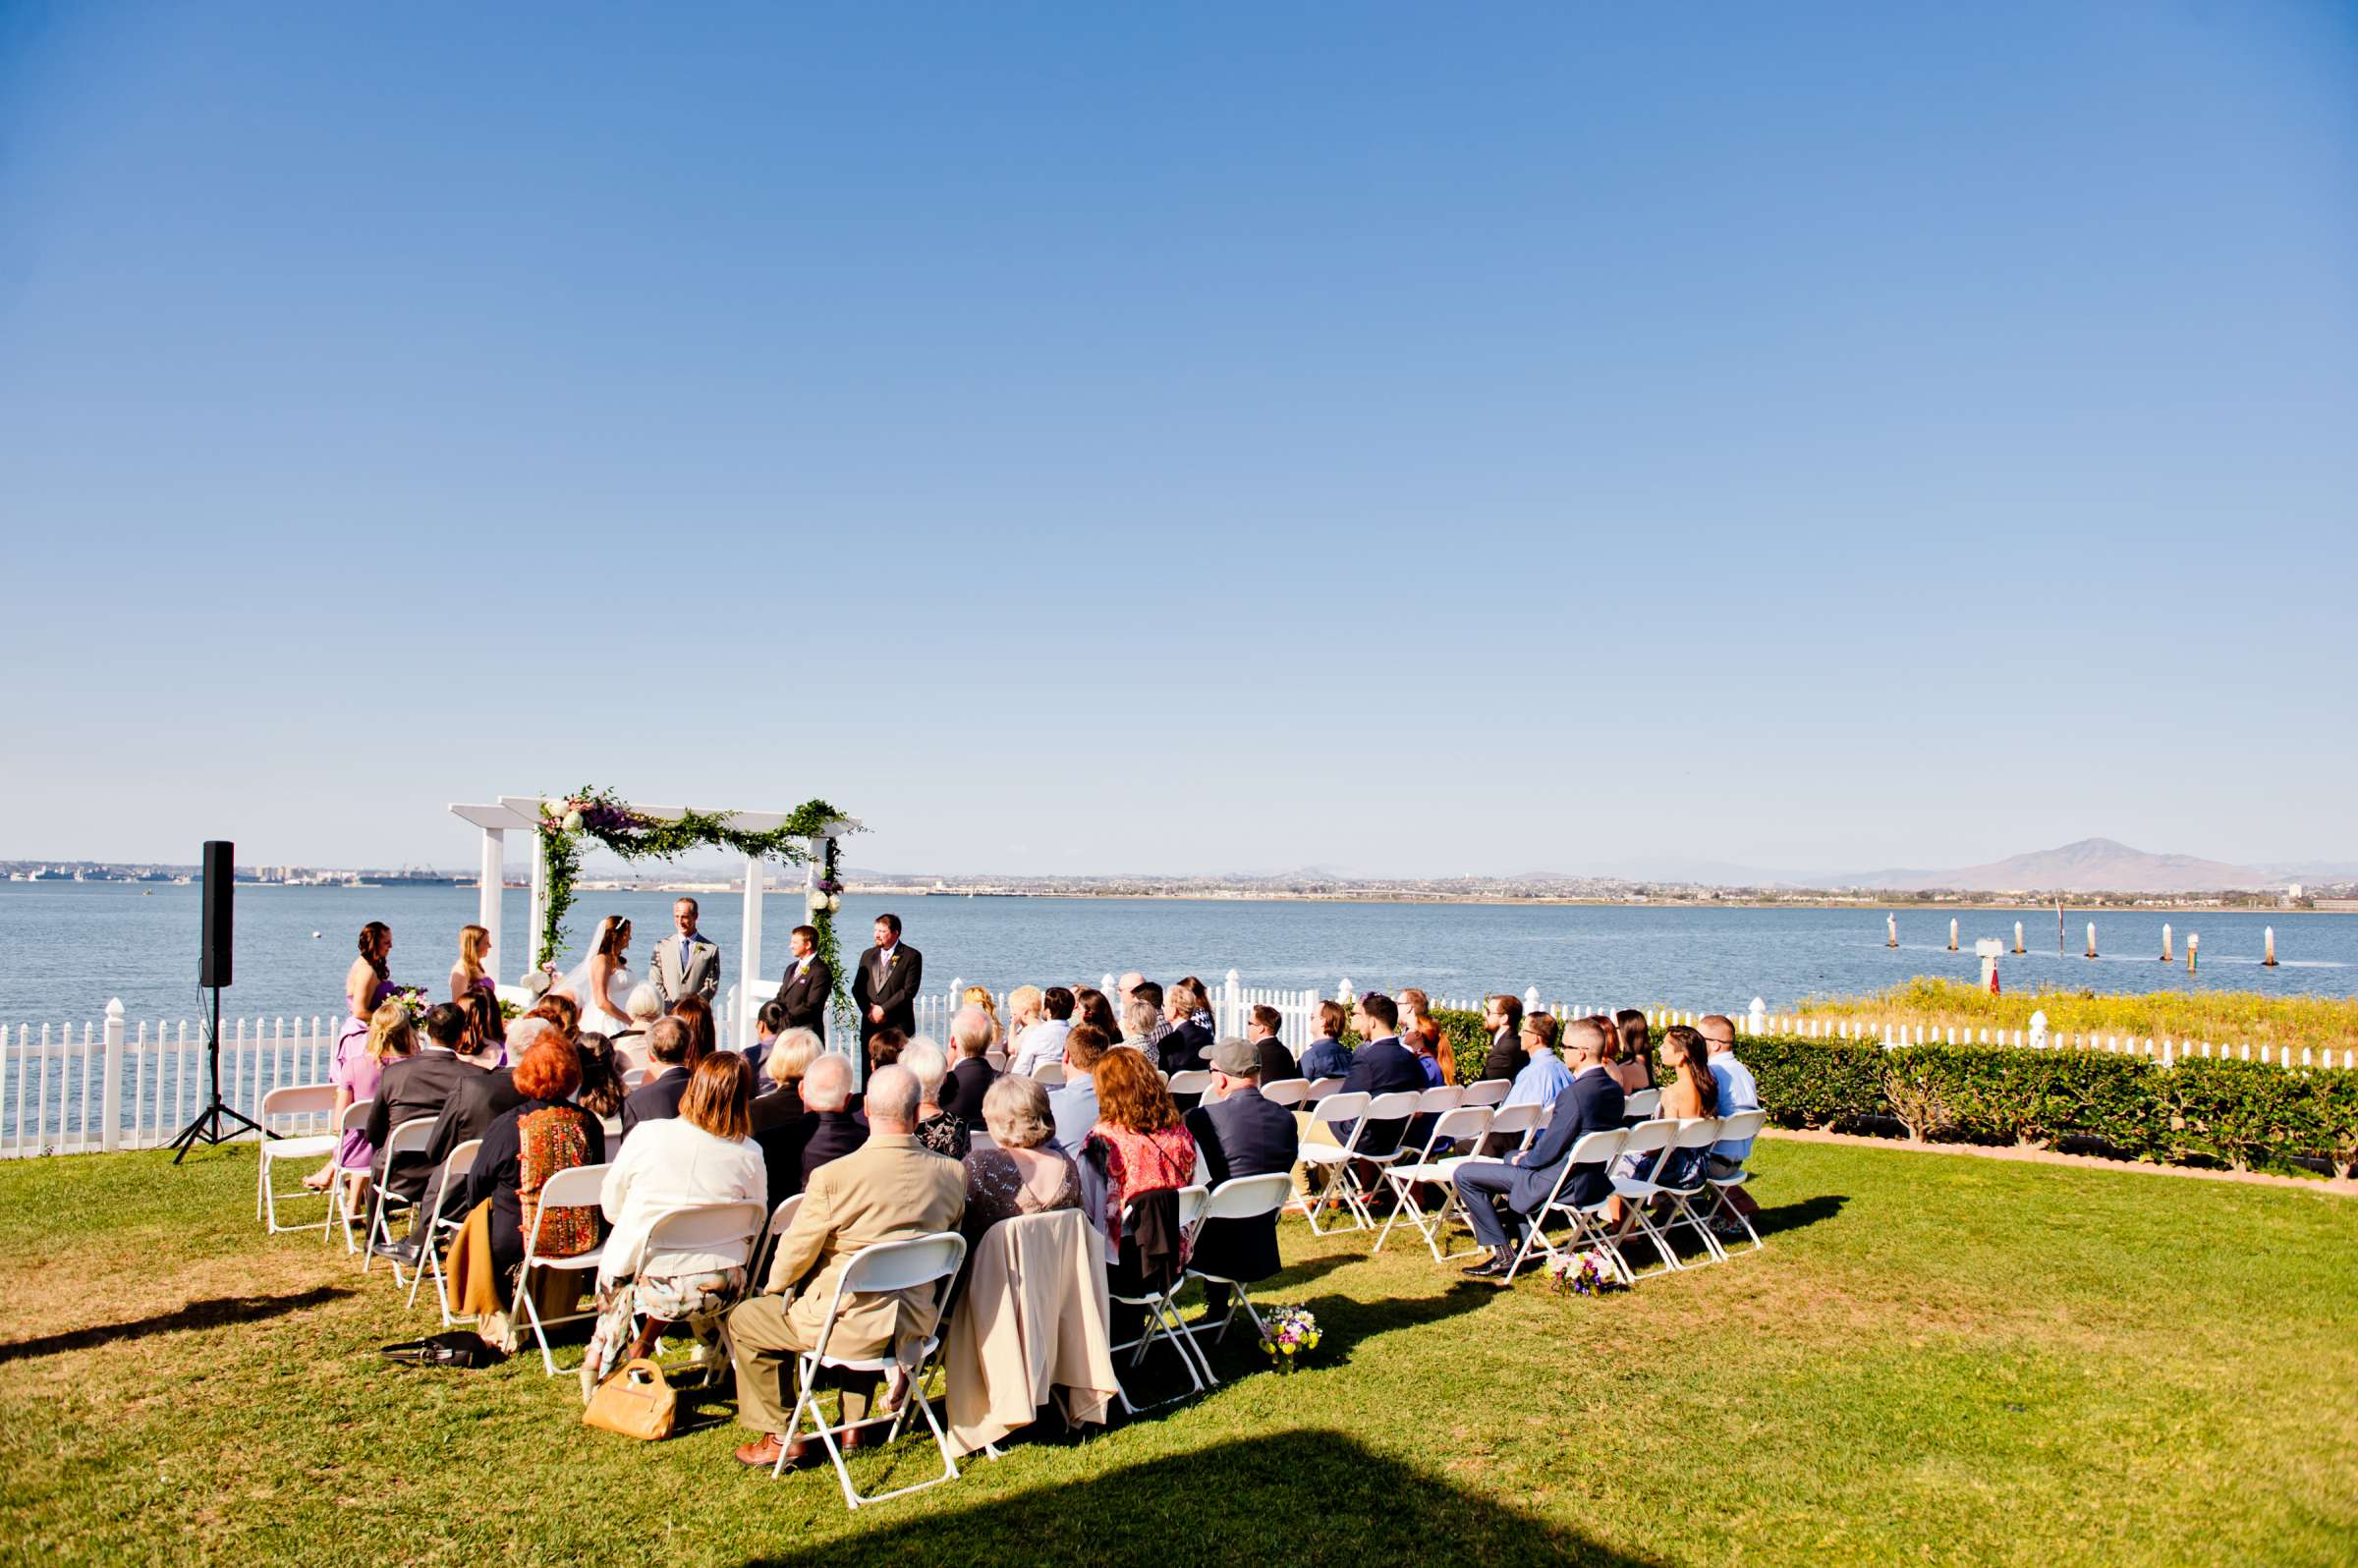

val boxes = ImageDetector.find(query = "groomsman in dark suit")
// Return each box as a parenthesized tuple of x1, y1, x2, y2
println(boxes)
(851, 913, 922, 1047)
(770, 924, 832, 1040)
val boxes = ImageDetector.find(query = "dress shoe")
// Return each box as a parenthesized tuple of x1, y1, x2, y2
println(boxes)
(370, 1238, 421, 1266)
(1461, 1254, 1510, 1279)
(738, 1432, 815, 1470)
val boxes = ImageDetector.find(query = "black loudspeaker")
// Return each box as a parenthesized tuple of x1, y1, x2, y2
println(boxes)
(199, 840, 234, 988)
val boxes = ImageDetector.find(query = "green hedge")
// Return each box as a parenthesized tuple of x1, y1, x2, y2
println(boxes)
(1421, 1010, 2358, 1176)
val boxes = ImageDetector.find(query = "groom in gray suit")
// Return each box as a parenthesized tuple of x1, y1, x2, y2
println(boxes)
(652, 896, 721, 1011)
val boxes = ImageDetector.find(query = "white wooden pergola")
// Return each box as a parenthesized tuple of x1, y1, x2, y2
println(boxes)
(449, 795, 858, 1047)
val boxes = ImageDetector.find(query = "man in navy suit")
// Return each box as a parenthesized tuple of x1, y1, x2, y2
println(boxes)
(1339, 991, 1427, 1156)
(619, 1017, 696, 1141)
(1185, 1037, 1302, 1313)
(1453, 1016, 1625, 1278)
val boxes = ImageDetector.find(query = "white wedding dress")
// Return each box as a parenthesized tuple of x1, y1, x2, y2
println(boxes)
(560, 916, 637, 1036)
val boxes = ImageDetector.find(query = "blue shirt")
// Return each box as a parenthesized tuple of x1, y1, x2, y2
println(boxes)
(1710, 1054, 1760, 1159)
(1298, 1036, 1352, 1082)
(1416, 1052, 1444, 1089)
(1049, 1072, 1099, 1160)
(1503, 1049, 1572, 1111)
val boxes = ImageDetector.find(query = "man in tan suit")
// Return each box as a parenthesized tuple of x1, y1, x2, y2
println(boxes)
(730, 1064, 966, 1469)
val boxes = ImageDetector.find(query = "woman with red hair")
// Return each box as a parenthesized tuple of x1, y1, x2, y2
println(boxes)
(445, 1036, 607, 1346)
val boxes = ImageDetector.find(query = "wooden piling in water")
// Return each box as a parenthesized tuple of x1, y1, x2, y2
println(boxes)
(2161, 923, 2172, 963)
(2187, 932, 2199, 973)
(2264, 926, 2277, 968)
(2012, 921, 2024, 955)
(1886, 914, 1897, 948)
(2085, 922, 2098, 959)
(1948, 918, 1958, 952)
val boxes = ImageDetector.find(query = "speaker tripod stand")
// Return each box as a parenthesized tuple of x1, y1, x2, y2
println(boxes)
(169, 983, 263, 1161)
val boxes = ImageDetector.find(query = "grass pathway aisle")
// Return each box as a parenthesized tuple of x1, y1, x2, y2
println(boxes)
(1, 1141, 2352, 1567)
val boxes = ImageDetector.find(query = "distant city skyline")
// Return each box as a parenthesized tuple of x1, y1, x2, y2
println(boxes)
(5, 5, 2354, 876)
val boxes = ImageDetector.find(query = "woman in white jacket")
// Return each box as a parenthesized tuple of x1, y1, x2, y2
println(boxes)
(581, 1053, 766, 1396)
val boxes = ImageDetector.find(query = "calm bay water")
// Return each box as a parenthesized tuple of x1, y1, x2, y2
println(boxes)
(3, 881, 2351, 1029)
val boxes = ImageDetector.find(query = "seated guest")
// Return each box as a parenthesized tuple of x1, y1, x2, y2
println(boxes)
(1009, 986, 1075, 1077)
(960, 985, 1003, 1048)
(533, 992, 583, 1042)
(421, 1024, 525, 1216)
(1481, 993, 1528, 1084)
(1073, 986, 1120, 1045)
(1003, 985, 1044, 1057)
(364, 1001, 474, 1253)
(1048, 1023, 1108, 1159)
(458, 987, 507, 1070)
(619, 1017, 695, 1140)
(575, 1032, 629, 1123)
(797, 1052, 868, 1186)
(1452, 1018, 1625, 1278)
(1339, 992, 1426, 1156)
(752, 1029, 821, 1209)
(1484, 1012, 1571, 1155)
(1298, 1000, 1352, 1082)
(867, 1027, 909, 1077)
(728, 1065, 965, 1471)
(959, 1076, 1084, 1258)
(448, 1036, 607, 1345)
(584, 1053, 767, 1396)
(1607, 1008, 1657, 1093)
(1184, 1037, 1299, 1316)
(1156, 980, 1214, 1075)
(1401, 989, 1454, 1086)
(610, 983, 663, 1067)
(1083, 1046, 1200, 1322)
(746, 1000, 790, 1078)
(1699, 1014, 1763, 1227)
(1119, 997, 1163, 1059)
(1244, 1005, 1297, 1085)
(672, 993, 719, 1066)
(1606, 1024, 1718, 1232)
(308, 996, 415, 1195)
(902, 1036, 971, 1159)
(1127, 980, 1171, 1051)
(940, 1006, 998, 1125)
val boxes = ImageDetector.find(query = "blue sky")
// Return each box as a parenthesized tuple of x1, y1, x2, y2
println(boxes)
(4, 2, 2353, 877)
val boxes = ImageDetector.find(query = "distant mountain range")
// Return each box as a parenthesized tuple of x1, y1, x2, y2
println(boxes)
(1830, 838, 2285, 894)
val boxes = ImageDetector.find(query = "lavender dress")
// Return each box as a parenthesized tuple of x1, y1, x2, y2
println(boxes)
(332, 978, 396, 1168)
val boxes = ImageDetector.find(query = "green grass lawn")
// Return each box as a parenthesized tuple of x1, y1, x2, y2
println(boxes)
(3, 1140, 2354, 1568)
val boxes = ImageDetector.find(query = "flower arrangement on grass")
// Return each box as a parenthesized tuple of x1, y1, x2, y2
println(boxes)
(1261, 1306, 1319, 1372)
(1544, 1249, 1623, 1297)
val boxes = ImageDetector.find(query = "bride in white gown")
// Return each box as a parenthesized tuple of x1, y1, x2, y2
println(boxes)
(558, 914, 637, 1036)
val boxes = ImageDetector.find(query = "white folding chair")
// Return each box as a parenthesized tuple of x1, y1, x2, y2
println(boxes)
(1702, 1109, 1768, 1253)
(966, 1128, 997, 1153)
(774, 1231, 969, 1510)
(1166, 1070, 1213, 1098)
(325, 1098, 374, 1252)
(1503, 1126, 1630, 1284)
(1603, 1119, 1685, 1277)
(1483, 1101, 1544, 1155)
(1292, 1092, 1371, 1235)
(1417, 1085, 1465, 1114)
(1373, 1105, 1495, 1260)
(1181, 1173, 1296, 1364)
(1624, 1088, 1662, 1120)
(1108, 1186, 1214, 1400)
(623, 1199, 768, 1376)
(1030, 1062, 1066, 1087)
(1303, 1076, 1344, 1102)
(1460, 1078, 1511, 1108)
(361, 1116, 438, 1286)
(255, 1084, 340, 1235)
(518, 1162, 613, 1374)
(983, 1048, 1007, 1072)
(749, 1194, 805, 1290)
(407, 1138, 484, 1318)
(1614, 1118, 1729, 1267)
(1330, 1091, 1425, 1232)
(1258, 1079, 1311, 1109)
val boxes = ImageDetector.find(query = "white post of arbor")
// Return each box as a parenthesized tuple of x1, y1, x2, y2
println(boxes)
(740, 852, 766, 1052)
(477, 827, 504, 972)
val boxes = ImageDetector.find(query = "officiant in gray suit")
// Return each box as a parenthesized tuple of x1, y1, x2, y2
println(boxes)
(652, 896, 721, 1010)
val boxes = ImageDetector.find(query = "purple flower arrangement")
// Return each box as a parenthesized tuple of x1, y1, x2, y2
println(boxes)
(1545, 1248, 1622, 1297)
(1261, 1305, 1319, 1372)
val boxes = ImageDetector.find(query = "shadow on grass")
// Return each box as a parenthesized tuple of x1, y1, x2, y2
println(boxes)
(0, 1285, 355, 1364)
(1752, 1194, 1847, 1238)
(742, 1428, 1663, 1568)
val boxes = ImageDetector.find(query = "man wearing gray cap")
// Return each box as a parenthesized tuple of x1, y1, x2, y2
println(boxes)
(1183, 1036, 1300, 1316)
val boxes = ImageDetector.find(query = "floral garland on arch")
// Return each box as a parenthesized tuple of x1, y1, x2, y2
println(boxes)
(533, 787, 860, 1033)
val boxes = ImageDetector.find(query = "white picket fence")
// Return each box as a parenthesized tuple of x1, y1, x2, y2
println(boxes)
(7, 975, 2349, 1159)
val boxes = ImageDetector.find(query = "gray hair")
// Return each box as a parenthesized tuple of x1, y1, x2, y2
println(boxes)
(802, 1052, 853, 1112)
(1123, 996, 1161, 1039)
(765, 1028, 821, 1088)
(865, 1063, 921, 1126)
(982, 1075, 1054, 1150)
(625, 982, 663, 1023)
(505, 1016, 553, 1055)
(900, 1036, 948, 1097)
(949, 1005, 995, 1058)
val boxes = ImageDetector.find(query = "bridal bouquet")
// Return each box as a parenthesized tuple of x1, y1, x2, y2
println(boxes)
(1544, 1249, 1621, 1298)
(389, 985, 432, 1029)
(1261, 1305, 1319, 1372)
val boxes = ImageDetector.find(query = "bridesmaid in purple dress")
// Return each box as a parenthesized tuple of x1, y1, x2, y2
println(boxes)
(307, 923, 395, 1191)
(449, 924, 497, 1002)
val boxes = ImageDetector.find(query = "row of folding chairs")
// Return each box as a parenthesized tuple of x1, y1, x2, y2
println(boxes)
(1492, 1109, 1771, 1284)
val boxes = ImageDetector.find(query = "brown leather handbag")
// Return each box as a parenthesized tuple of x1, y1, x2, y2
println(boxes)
(583, 1358, 676, 1441)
